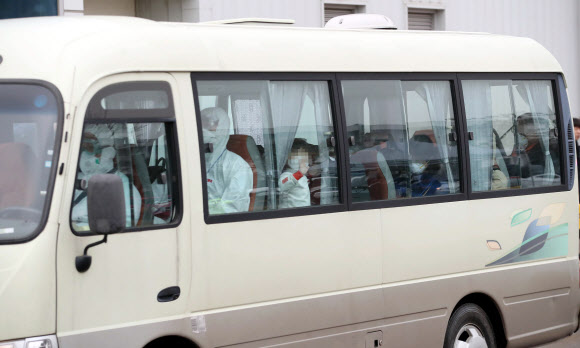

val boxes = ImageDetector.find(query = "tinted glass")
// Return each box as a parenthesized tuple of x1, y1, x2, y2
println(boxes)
(0, 84, 60, 242)
(71, 122, 177, 232)
(342, 80, 460, 202)
(463, 80, 561, 191)
(196, 80, 340, 215)
(0, 0, 57, 19)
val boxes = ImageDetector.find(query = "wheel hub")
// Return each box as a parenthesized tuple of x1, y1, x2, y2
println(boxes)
(454, 324, 488, 348)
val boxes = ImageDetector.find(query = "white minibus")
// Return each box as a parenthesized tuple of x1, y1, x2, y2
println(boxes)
(0, 15, 578, 348)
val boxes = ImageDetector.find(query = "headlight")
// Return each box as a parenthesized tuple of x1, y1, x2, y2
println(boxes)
(0, 335, 57, 348)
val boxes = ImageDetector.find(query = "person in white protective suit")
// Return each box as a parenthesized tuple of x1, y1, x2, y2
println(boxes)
(201, 107, 253, 215)
(278, 139, 311, 208)
(71, 124, 142, 231)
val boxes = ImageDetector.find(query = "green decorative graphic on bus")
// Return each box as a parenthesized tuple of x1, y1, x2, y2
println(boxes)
(486, 203, 568, 267)
(510, 208, 532, 227)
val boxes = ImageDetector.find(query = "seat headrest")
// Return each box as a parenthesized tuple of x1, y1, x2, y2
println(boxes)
(0, 143, 39, 209)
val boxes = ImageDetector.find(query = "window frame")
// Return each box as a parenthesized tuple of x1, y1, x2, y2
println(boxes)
(0, 79, 64, 245)
(336, 72, 469, 211)
(457, 72, 568, 200)
(191, 72, 349, 224)
(70, 81, 183, 236)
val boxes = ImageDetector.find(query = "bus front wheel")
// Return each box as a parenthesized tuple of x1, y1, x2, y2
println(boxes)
(444, 303, 497, 348)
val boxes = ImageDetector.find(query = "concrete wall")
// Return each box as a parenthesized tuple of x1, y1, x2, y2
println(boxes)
(83, 0, 135, 16)
(444, 0, 580, 116)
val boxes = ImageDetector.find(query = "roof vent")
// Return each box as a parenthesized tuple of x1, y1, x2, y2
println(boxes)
(202, 18, 294, 26)
(324, 14, 397, 30)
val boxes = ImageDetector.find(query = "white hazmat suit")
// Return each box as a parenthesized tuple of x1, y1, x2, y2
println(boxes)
(201, 107, 252, 215)
(71, 124, 142, 231)
(278, 153, 311, 209)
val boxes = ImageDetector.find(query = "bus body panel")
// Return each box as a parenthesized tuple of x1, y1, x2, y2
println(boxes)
(0, 223, 57, 341)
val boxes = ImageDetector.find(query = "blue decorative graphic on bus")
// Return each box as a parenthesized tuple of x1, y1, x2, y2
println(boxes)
(486, 203, 568, 267)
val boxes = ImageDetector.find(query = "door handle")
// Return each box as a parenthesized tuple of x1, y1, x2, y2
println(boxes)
(157, 286, 180, 302)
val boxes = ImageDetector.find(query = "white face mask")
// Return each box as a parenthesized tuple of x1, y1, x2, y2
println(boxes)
(288, 158, 301, 171)
(518, 134, 528, 148)
(287, 154, 307, 171)
(203, 128, 217, 145)
(410, 162, 425, 174)
(79, 147, 115, 177)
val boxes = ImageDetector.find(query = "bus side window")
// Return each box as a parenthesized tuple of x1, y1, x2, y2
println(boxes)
(463, 79, 561, 191)
(195, 80, 341, 216)
(342, 80, 460, 202)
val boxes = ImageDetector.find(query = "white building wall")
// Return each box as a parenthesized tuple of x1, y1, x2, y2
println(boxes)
(194, 0, 323, 27)
(445, 0, 580, 116)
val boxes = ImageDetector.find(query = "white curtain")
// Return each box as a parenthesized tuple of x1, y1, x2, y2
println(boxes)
(306, 82, 335, 204)
(463, 80, 494, 192)
(417, 81, 457, 193)
(268, 82, 306, 172)
(520, 81, 556, 180)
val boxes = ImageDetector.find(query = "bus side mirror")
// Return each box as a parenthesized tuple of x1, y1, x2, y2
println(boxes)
(87, 174, 126, 235)
(76, 174, 125, 273)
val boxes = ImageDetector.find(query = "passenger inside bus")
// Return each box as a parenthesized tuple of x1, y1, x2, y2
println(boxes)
(71, 124, 141, 230)
(201, 107, 253, 215)
(408, 134, 445, 197)
(278, 138, 311, 208)
(515, 112, 560, 183)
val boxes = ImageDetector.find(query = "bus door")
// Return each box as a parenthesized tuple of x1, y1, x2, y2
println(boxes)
(55, 73, 186, 346)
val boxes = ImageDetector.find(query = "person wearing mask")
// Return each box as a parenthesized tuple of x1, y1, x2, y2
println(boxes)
(202, 107, 252, 215)
(71, 124, 141, 231)
(279, 139, 311, 208)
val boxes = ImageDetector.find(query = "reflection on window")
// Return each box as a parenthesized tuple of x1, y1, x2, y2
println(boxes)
(342, 80, 460, 202)
(71, 122, 177, 232)
(463, 80, 560, 191)
(196, 80, 340, 215)
(101, 90, 169, 110)
(0, 0, 57, 19)
(0, 84, 59, 243)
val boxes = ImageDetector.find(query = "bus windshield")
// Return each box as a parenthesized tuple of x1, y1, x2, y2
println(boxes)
(0, 84, 60, 243)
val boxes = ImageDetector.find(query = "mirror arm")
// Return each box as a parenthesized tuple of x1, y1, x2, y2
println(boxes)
(83, 234, 108, 255)
(75, 235, 108, 273)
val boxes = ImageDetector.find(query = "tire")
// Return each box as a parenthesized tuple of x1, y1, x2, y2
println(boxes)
(443, 303, 497, 348)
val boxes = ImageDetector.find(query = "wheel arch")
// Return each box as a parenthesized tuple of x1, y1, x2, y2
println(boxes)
(451, 292, 507, 348)
(143, 335, 200, 348)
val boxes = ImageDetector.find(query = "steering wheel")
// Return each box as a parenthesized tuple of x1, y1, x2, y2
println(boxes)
(0, 206, 42, 221)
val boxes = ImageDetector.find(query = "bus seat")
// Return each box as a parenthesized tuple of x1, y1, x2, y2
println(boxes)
(350, 148, 389, 200)
(0, 143, 38, 210)
(226, 134, 266, 211)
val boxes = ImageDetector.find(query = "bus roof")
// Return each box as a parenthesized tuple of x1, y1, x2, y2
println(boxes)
(0, 16, 563, 102)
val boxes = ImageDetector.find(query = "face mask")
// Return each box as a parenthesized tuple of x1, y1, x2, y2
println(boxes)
(518, 134, 528, 148)
(410, 162, 425, 174)
(79, 151, 101, 176)
(203, 128, 218, 142)
(79, 147, 116, 177)
(288, 154, 308, 171)
(288, 158, 301, 171)
(99, 147, 116, 173)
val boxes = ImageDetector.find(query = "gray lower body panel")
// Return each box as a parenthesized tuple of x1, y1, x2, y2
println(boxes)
(58, 259, 580, 348)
